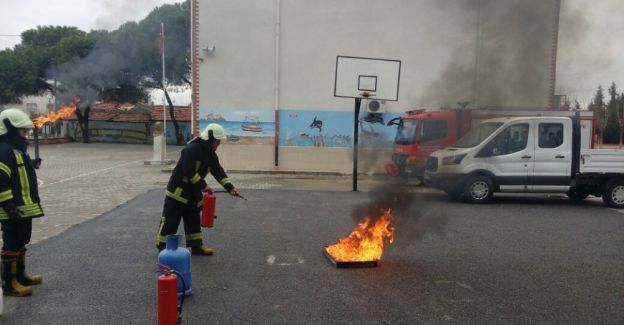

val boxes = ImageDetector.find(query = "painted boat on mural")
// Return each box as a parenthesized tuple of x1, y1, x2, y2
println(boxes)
(241, 116, 263, 132)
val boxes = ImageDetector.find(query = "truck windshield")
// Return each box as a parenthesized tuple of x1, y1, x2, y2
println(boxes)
(395, 119, 417, 145)
(453, 122, 503, 148)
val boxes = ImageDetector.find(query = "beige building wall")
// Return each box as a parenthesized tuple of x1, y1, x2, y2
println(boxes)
(219, 144, 392, 175)
(196, 0, 559, 174)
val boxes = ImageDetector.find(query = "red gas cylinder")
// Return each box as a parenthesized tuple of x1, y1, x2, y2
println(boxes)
(201, 193, 216, 228)
(158, 273, 178, 325)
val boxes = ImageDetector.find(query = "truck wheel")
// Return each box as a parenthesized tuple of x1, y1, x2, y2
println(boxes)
(602, 179, 624, 209)
(567, 187, 589, 202)
(463, 175, 493, 204)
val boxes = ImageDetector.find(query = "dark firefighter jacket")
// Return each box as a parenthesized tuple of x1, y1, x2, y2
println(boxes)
(0, 142, 44, 221)
(165, 138, 233, 207)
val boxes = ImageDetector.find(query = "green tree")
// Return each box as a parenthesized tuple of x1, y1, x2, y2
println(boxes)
(0, 26, 98, 103)
(0, 2, 191, 143)
(620, 93, 624, 144)
(588, 85, 606, 141)
(135, 2, 191, 144)
(603, 82, 621, 144)
(50, 2, 190, 143)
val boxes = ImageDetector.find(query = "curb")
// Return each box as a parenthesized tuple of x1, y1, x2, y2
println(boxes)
(160, 167, 389, 177)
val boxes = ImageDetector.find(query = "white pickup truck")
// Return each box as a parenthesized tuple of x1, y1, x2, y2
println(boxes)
(424, 114, 624, 208)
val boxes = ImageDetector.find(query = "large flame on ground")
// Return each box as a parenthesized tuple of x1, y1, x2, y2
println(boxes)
(32, 102, 77, 128)
(326, 208, 394, 262)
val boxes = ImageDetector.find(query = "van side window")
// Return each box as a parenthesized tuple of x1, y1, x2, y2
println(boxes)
(538, 123, 564, 148)
(420, 120, 448, 142)
(481, 123, 529, 156)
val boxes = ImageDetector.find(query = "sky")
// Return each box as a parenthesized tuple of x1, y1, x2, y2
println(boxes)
(0, 0, 623, 106)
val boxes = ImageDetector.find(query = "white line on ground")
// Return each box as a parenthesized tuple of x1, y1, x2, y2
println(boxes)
(39, 160, 142, 188)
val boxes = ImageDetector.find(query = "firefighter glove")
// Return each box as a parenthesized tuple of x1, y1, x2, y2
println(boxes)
(33, 158, 42, 169)
(7, 209, 21, 220)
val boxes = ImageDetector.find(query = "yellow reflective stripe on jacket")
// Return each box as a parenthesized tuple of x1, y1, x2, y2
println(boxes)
(190, 173, 201, 184)
(0, 203, 43, 219)
(14, 152, 34, 205)
(219, 178, 231, 186)
(14, 151, 23, 164)
(19, 203, 43, 216)
(195, 161, 200, 171)
(165, 187, 188, 204)
(0, 162, 10, 177)
(186, 233, 203, 241)
(0, 189, 13, 202)
(156, 217, 167, 244)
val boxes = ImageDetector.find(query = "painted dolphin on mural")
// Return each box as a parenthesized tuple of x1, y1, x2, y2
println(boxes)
(360, 113, 385, 125)
(310, 116, 323, 132)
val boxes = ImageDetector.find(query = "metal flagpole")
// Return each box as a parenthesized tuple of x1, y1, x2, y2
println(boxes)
(161, 22, 167, 162)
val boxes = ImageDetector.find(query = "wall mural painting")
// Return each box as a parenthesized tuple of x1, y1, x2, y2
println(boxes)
(199, 107, 401, 148)
(199, 107, 275, 145)
(279, 109, 401, 148)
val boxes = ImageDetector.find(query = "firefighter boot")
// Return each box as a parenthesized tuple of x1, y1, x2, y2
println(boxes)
(16, 252, 42, 286)
(1, 257, 33, 297)
(191, 245, 214, 256)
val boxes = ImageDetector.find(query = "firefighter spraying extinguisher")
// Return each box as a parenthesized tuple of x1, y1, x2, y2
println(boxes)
(155, 123, 244, 256)
(157, 263, 186, 325)
(201, 190, 246, 228)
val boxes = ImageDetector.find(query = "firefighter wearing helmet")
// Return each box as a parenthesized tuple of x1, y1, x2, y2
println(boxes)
(0, 108, 44, 297)
(156, 123, 241, 255)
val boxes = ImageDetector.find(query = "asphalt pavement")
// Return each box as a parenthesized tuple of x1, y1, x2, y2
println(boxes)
(0, 143, 623, 324)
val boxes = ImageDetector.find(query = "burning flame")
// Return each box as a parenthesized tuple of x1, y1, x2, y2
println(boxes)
(32, 102, 77, 128)
(326, 208, 394, 262)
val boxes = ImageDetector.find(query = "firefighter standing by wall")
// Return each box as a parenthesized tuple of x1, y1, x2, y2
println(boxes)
(156, 123, 240, 255)
(0, 108, 44, 297)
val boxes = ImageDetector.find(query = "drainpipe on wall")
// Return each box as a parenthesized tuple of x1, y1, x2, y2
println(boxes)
(274, 0, 281, 166)
(190, 0, 200, 136)
(549, 0, 561, 110)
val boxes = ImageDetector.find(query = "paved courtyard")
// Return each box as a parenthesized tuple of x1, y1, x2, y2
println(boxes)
(29, 142, 398, 244)
(0, 142, 623, 324)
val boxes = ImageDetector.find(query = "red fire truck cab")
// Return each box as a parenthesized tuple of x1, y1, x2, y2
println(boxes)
(386, 109, 472, 179)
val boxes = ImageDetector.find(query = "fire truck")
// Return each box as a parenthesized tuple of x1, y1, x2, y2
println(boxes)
(385, 108, 595, 181)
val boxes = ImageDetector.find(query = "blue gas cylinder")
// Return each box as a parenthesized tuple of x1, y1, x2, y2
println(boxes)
(158, 234, 192, 296)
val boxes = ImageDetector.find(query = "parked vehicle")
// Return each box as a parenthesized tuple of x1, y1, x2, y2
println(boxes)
(424, 113, 624, 208)
(385, 108, 595, 181)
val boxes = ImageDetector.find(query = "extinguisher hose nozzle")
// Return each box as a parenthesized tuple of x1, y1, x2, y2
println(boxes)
(170, 269, 186, 324)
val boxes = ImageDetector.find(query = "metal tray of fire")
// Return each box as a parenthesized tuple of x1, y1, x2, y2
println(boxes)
(323, 246, 378, 268)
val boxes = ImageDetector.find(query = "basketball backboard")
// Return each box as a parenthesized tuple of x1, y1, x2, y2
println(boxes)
(334, 56, 401, 101)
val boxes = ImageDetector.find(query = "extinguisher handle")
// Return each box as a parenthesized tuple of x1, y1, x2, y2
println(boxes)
(157, 263, 172, 273)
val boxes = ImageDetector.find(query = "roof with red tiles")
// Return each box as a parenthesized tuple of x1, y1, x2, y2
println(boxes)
(64, 102, 191, 122)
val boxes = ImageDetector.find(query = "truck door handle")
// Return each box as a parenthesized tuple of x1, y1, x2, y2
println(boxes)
(521, 155, 532, 159)
(555, 155, 565, 159)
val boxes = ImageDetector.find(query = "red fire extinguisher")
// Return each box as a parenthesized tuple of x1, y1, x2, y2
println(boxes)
(158, 264, 186, 325)
(201, 193, 216, 228)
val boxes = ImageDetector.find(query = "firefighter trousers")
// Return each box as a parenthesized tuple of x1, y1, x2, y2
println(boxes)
(1, 218, 32, 253)
(156, 197, 203, 249)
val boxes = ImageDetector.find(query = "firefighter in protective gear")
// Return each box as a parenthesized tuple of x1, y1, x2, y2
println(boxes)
(0, 108, 44, 297)
(156, 123, 241, 255)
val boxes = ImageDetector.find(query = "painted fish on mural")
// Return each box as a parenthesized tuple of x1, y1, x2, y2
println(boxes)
(310, 116, 323, 132)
